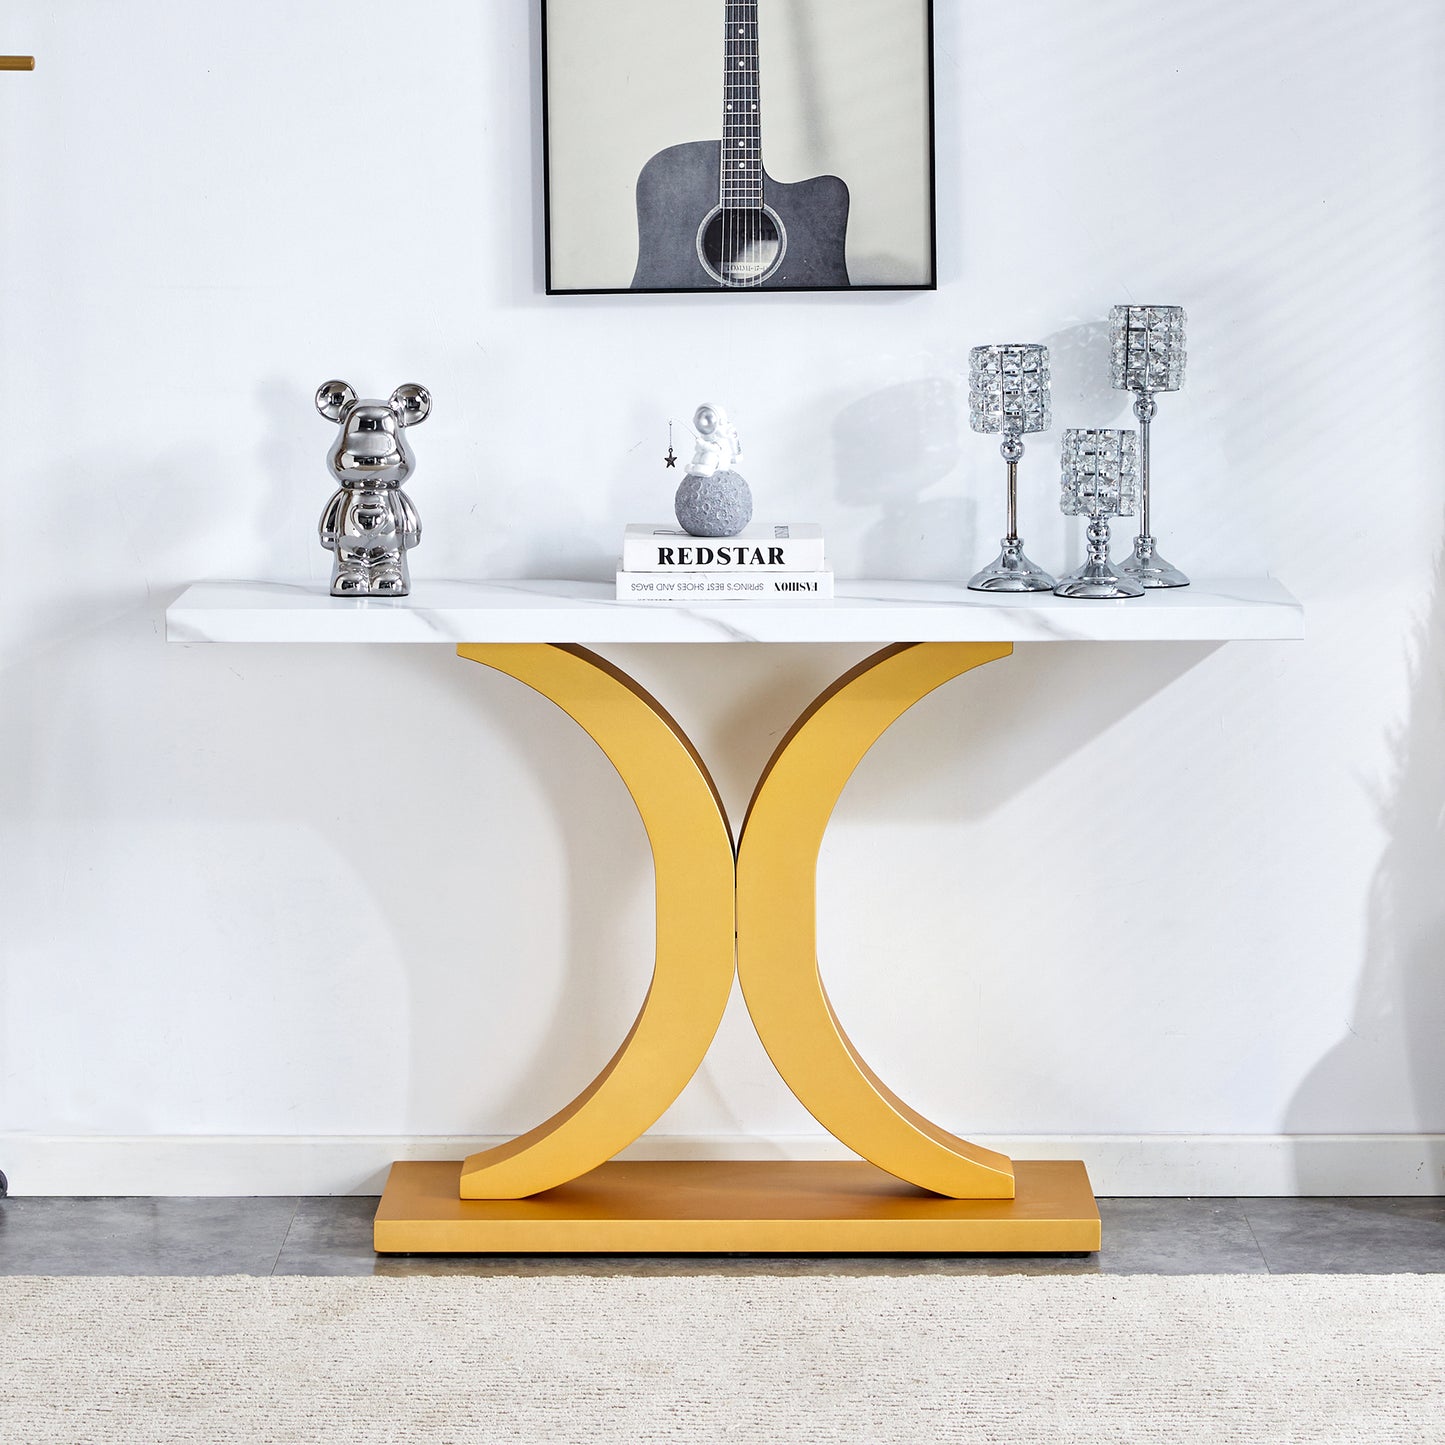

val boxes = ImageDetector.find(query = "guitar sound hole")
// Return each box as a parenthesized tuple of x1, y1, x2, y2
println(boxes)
(699, 208, 784, 286)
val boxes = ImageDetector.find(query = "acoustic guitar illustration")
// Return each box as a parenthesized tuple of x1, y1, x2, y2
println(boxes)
(631, 0, 851, 290)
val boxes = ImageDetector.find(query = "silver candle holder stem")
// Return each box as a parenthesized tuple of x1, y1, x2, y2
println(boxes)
(1085, 516, 1114, 573)
(1136, 390, 1154, 540)
(971, 430, 1054, 591)
(1004, 433, 1021, 542)
(1121, 388, 1187, 586)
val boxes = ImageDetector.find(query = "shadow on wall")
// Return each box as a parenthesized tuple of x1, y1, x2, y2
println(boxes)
(1285, 523, 1445, 1190)
(1043, 320, 1122, 430)
(824, 637, 1223, 828)
(0, 595, 655, 1153)
(834, 378, 974, 579)
(445, 652, 658, 1135)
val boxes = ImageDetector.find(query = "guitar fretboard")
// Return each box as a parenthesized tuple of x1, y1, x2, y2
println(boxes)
(721, 0, 762, 209)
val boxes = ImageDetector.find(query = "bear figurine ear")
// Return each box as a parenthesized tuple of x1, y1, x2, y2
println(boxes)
(390, 383, 431, 427)
(315, 380, 357, 423)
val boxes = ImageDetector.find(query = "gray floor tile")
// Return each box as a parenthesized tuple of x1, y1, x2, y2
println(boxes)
(1095, 1197, 1268, 1275)
(270, 1198, 617, 1278)
(1244, 1196, 1445, 1274)
(0, 1196, 298, 1276)
(272, 1195, 386, 1276)
(7, 1195, 1444, 1276)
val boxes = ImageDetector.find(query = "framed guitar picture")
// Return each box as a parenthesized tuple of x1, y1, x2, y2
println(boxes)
(541, 0, 936, 294)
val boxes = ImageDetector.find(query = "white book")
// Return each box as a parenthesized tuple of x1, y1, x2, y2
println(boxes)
(621, 522, 826, 572)
(616, 567, 834, 603)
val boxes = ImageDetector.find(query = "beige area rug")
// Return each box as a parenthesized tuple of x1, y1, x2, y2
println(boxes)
(2, 1275, 1443, 1443)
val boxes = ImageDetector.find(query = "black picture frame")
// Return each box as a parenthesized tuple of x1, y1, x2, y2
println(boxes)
(541, 0, 937, 296)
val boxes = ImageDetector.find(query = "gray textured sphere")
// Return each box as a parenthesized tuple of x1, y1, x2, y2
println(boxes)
(674, 470, 753, 537)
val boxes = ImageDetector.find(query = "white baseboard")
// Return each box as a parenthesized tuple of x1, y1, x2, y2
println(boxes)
(2, 1132, 1443, 1197)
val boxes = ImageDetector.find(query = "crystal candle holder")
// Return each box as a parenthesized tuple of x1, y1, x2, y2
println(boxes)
(1109, 304, 1189, 588)
(1055, 428, 1143, 599)
(966, 342, 1056, 593)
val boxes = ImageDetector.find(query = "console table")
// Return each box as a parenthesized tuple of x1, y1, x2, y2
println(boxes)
(168, 578, 1303, 1253)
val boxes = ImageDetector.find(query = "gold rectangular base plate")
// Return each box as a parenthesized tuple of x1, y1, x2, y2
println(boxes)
(374, 1159, 1100, 1254)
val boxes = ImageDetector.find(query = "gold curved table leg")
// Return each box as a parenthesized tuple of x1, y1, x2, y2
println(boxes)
(377, 639, 1098, 1252)
(454, 644, 737, 1199)
(736, 642, 1017, 1200)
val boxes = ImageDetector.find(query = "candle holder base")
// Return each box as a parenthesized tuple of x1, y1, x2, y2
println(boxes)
(968, 539, 1056, 593)
(1118, 537, 1189, 589)
(1054, 559, 1144, 600)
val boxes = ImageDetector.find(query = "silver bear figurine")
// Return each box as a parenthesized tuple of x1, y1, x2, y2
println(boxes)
(316, 380, 431, 596)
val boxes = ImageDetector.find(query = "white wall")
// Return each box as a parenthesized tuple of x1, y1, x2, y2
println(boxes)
(2, 0, 1442, 1196)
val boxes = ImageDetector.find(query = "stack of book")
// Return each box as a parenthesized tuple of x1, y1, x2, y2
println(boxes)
(616, 523, 833, 602)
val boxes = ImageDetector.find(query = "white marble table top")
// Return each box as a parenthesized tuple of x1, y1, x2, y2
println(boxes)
(166, 579, 1303, 644)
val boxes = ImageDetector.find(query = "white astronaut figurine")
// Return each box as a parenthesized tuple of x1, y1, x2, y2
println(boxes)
(686, 405, 742, 476)
(675, 403, 752, 537)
